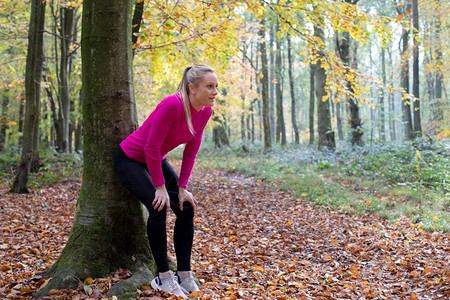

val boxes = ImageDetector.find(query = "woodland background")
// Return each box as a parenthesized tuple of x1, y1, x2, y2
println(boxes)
(0, 0, 449, 299)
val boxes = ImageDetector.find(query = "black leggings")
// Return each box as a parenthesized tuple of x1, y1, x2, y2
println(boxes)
(114, 147, 194, 273)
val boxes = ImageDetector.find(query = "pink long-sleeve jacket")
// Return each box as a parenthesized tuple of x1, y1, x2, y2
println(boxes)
(120, 93, 212, 189)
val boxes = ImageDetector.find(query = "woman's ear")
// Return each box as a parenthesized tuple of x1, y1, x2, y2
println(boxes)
(188, 83, 196, 95)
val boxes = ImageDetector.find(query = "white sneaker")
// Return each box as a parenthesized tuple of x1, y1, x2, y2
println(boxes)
(176, 271, 200, 294)
(151, 271, 187, 299)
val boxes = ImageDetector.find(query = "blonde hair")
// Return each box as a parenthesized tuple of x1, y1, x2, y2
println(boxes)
(177, 64, 215, 135)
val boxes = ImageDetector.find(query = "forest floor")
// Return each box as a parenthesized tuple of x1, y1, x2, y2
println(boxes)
(0, 162, 449, 299)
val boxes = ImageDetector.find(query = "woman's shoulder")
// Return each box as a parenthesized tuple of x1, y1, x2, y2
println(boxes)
(154, 94, 183, 114)
(202, 106, 213, 117)
(159, 93, 183, 107)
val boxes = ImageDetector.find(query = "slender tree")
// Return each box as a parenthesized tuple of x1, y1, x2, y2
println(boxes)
(0, 88, 10, 151)
(434, 25, 444, 125)
(35, 0, 155, 296)
(269, 21, 275, 143)
(388, 45, 396, 141)
(259, 17, 272, 152)
(11, 0, 46, 193)
(379, 45, 386, 142)
(275, 18, 286, 145)
(412, 0, 422, 137)
(309, 64, 315, 145)
(335, 100, 343, 140)
(58, 5, 76, 152)
(398, 2, 413, 140)
(287, 35, 299, 144)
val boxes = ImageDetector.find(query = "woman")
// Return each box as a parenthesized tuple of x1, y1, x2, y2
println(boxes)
(114, 65, 218, 298)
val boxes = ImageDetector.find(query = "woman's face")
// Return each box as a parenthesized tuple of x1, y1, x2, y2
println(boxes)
(189, 72, 218, 110)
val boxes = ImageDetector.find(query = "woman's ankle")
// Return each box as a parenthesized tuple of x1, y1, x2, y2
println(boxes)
(158, 271, 171, 278)
(177, 271, 190, 277)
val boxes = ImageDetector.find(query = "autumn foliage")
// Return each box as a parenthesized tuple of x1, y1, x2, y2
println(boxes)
(1, 162, 448, 299)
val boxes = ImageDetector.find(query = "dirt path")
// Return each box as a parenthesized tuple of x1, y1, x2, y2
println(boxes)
(1, 166, 448, 299)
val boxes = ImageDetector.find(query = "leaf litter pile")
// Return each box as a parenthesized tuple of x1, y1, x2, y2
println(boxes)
(1, 164, 449, 299)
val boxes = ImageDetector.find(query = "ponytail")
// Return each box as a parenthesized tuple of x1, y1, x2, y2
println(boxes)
(177, 64, 215, 135)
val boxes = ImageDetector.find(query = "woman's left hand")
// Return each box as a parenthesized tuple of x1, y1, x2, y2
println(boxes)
(178, 187, 198, 212)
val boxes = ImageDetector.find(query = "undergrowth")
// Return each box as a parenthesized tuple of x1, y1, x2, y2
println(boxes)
(0, 146, 83, 189)
(173, 138, 449, 232)
(1, 139, 448, 231)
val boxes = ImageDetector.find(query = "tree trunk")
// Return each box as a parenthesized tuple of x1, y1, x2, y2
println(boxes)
(275, 18, 286, 145)
(379, 45, 386, 142)
(74, 90, 83, 153)
(315, 26, 335, 150)
(241, 96, 246, 142)
(132, 0, 144, 48)
(35, 0, 154, 297)
(388, 45, 396, 141)
(287, 35, 299, 144)
(412, 0, 421, 137)
(54, 7, 76, 153)
(269, 22, 275, 143)
(309, 64, 315, 145)
(259, 18, 272, 152)
(400, 3, 413, 140)
(0, 88, 10, 152)
(336, 30, 363, 145)
(336, 101, 343, 140)
(213, 114, 230, 148)
(11, 0, 46, 193)
(433, 12, 443, 126)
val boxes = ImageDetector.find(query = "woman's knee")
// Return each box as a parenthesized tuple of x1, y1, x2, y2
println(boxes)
(147, 209, 167, 223)
(175, 204, 194, 220)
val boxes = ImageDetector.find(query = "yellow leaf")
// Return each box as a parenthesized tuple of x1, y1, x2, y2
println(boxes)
(203, 228, 210, 231)
(84, 277, 93, 285)
(396, 14, 404, 21)
(20, 287, 32, 294)
(410, 292, 417, 299)
(433, 215, 439, 221)
(422, 267, 433, 274)
(301, 193, 308, 197)
(253, 266, 264, 272)
(1, 265, 12, 271)
(15, 226, 25, 231)
(191, 291, 204, 297)
(323, 254, 333, 261)
(48, 289, 61, 296)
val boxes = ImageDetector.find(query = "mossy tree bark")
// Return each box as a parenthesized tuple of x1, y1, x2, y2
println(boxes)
(314, 26, 335, 151)
(35, 0, 154, 297)
(11, 0, 46, 193)
(336, 1, 363, 146)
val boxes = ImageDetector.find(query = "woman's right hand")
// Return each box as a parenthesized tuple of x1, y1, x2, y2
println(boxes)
(153, 185, 170, 213)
